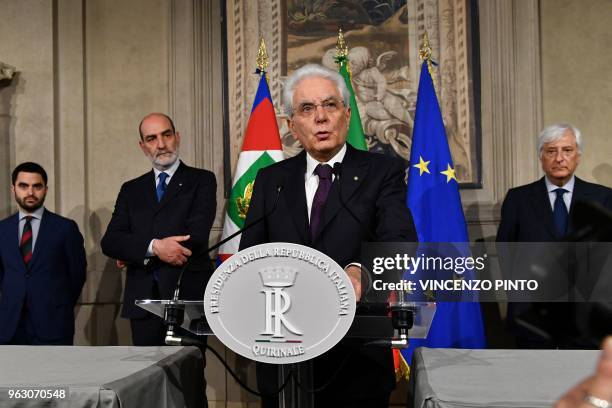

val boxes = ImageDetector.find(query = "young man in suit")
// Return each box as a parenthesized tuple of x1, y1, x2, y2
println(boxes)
(0, 162, 86, 345)
(239, 64, 417, 408)
(101, 113, 216, 346)
(497, 123, 612, 348)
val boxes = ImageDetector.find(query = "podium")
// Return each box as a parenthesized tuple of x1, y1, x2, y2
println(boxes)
(136, 299, 434, 340)
(136, 299, 434, 407)
(137, 242, 435, 408)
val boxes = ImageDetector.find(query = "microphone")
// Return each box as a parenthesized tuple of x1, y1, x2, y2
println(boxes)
(164, 178, 284, 344)
(333, 162, 414, 350)
(332, 162, 375, 241)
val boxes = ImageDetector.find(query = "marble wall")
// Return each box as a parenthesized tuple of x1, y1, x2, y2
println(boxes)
(541, 0, 612, 188)
(1, 0, 611, 405)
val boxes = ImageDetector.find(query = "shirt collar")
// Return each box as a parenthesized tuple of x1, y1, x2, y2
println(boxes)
(305, 144, 347, 177)
(19, 206, 45, 221)
(153, 158, 181, 180)
(545, 175, 575, 193)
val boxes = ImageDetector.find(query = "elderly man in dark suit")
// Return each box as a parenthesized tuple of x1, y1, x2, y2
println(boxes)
(239, 64, 417, 408)
(0, 162, 86, 345)
(101, 113, 216, 346)
(497, 123, 612, 348)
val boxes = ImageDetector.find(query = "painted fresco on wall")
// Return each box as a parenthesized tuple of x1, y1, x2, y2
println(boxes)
(225, 0, 481, 185)
(283, 0, 414, 164)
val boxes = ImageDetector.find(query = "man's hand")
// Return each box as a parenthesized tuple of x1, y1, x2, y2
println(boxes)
(152, 235, 192, 266)
(554, 336, 612, 407)
(344, 265, 362, 301)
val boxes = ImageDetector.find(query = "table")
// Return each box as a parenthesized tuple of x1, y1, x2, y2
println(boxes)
(0, 346, 204, 408)
(409, 348, 600, 408)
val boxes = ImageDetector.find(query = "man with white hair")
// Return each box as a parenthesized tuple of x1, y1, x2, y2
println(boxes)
(240, 64, 417, 407)
(497, 123, 612, 348)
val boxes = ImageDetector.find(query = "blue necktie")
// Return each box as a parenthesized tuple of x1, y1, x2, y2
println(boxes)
(156, 172, 169, 202)
(553, 188, 568, 237)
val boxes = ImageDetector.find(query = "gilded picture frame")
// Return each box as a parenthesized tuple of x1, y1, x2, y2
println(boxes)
(225, 0, 481, 186)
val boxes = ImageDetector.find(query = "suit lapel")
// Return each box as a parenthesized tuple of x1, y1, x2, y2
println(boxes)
(284, 152, 310, 243)
(569, 177, 589, 210)
(143, 170, 158, 208)
(315, 145, 368, 241)
(155, 162, 187, 214)
(7, 214, 27, 272)
(529, 178, 558, 239)
(568, 177, 589, 233)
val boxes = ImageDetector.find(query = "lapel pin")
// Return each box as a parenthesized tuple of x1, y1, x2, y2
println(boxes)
(354, 176, 359, 181)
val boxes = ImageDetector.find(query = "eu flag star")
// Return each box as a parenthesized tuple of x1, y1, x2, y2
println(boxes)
(440, 164, 457, 183)
(413, 156, 431, 176)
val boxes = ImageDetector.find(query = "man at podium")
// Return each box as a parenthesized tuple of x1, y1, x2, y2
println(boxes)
(239, 64, 417, 408)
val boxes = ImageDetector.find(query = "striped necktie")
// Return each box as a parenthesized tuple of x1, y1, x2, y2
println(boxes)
(20, 216, 34, 265)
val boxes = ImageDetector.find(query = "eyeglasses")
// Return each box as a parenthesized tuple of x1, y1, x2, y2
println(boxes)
(542, 147, 578, 159)
(293, 99, 345, 117)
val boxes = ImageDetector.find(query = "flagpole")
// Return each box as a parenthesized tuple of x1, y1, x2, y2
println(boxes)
(333, 28, 368, 151)
(419, 31, 438, 96)
(256, 37, 269, 79)
(335, 28, 350, 77)
(217, 37, 283, 262)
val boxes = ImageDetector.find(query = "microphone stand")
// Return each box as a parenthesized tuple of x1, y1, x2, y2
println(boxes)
(333, 162, 412, 349)
(164, 183, 284, 346)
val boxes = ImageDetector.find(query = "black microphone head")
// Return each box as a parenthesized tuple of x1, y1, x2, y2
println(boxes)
(333, 162, 343, 177)
(276, 176, 285, 193)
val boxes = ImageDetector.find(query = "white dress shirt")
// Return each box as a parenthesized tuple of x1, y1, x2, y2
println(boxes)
(545, 175, 574, 212)
(18, 206, 45, 253)
(153, 158, 181, 188)
(146, 159, 181, 258)
(304, 144, 347, 221)
(303, 144, 360, 275)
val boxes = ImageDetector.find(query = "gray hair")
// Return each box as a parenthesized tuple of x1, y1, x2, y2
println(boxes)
(538, 123, 583, 155)
(282, 63, 350, 117)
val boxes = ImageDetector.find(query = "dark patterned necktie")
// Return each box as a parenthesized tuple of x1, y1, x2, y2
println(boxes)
(310, 164, 333, 241)
(156, 172, 169, 202)
(20, 216, 33, 265)
(553, 188, 568, 237)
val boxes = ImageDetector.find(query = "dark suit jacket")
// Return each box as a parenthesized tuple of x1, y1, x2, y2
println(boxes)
(496, 176, 612, 348)
(497, 177, 612, 242)
(239, 145, 417, 401)
(101, 161, 216, 319)
(0, 209, 86, 343)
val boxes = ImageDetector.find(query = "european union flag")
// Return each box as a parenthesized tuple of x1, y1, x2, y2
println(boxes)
(402, 61, 486, 365)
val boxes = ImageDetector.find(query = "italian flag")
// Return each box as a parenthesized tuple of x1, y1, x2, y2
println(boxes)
(336, 55, 368, 151)
(218, 72, 284, 262)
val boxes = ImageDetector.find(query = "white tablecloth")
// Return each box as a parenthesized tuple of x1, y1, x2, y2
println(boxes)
(0, 346, 204, 408)
(409, 348, 599, 408)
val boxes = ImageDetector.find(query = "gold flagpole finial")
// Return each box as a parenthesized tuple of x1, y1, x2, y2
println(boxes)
(256, 37, 269, 74)
(335, 28, 352, 79)
(418, 31, 438, 94)
(418, 31, 433, 62)
(336, 28, 348, 60)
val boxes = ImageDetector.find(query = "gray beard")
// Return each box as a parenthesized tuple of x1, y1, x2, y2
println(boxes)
(151, 152, 179, 171)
